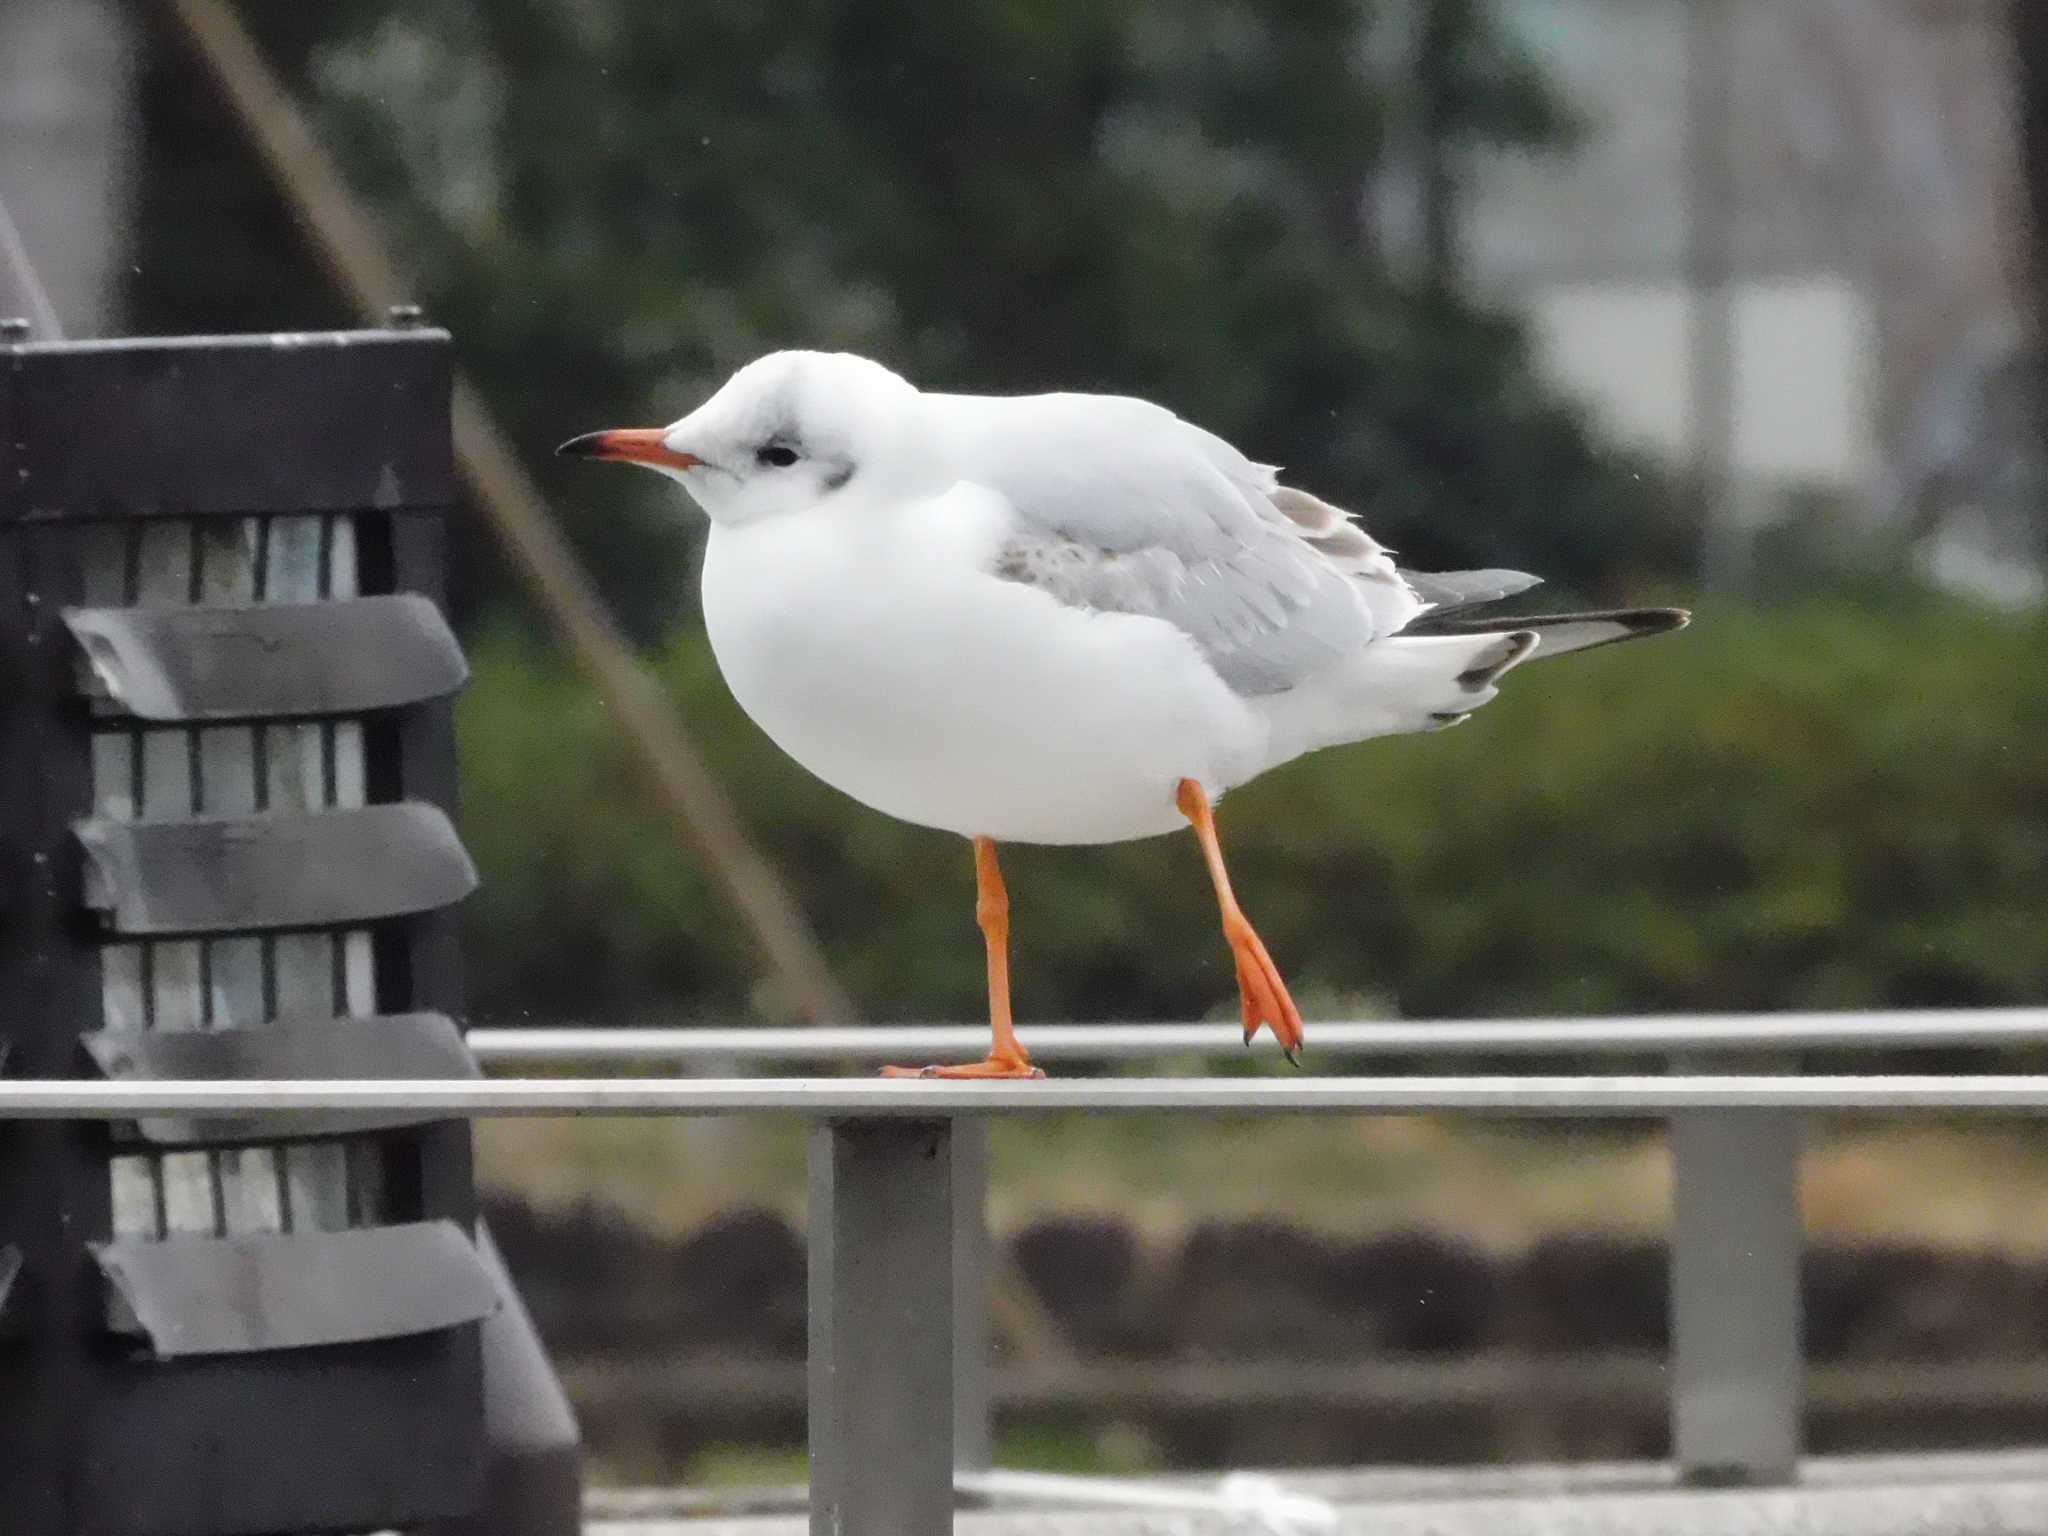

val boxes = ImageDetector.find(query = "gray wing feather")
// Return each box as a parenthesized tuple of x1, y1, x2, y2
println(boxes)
(947, 392, 1401, 695)
(1401, 567, 1543, 614)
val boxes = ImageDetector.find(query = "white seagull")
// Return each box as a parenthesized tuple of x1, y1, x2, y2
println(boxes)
(561, 350, 1686, 1078)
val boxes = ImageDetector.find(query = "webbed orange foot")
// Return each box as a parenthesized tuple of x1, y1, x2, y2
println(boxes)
(1226, 912, 1304, 1065)
(1179, 776, 1306, 1066)
(879, 1057, 1047, 1080)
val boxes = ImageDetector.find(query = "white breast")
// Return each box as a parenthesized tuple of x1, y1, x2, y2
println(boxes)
(699, 488, 1269, 845)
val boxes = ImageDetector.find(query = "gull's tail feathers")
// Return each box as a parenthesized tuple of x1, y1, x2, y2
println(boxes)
(1402, 606, 1691, 661)
(1251, 606, 1687, 776)
(1255, 627, 1539, 769)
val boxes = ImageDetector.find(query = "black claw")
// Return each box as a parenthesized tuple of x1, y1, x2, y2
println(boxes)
(1282, 1043, 1303, 1068)
(1243, 1026, 1256, 1047)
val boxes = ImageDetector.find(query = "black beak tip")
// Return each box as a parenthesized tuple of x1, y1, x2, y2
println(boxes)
(556, 432, 603, 459)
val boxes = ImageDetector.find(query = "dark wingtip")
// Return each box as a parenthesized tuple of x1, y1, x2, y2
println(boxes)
(1415, 606, 1693, 659)
(556, 431, 605, 458)
(1616, 607, 1691, 636)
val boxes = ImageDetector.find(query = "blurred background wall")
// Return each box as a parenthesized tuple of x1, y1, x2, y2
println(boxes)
(0, 0, 135, 333)
(1455, 0, 2037, 603)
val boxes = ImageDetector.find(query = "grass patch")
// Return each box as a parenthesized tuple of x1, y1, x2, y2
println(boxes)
(478, 1112, 2048, 1254)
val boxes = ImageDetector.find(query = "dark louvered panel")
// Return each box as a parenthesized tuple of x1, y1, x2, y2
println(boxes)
(0, 325, 564, 1536)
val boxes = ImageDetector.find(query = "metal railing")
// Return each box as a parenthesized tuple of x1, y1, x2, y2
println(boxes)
(465, 1008, 2048, 1065)
(468, 1008, 2048, 1502)
(6, 1073, 2048, 1114)
(8, 1010, 2048, 1535)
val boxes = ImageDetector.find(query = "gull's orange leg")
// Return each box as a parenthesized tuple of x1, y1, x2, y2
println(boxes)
(882, 837, 1045, 1080)
(1178, 778, 1305, 1064)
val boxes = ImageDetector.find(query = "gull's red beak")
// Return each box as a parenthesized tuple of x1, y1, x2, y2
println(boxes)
(555, 428, 702, 471)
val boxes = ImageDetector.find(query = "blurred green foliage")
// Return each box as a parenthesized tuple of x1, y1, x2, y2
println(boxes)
(121, 3, 2030, 1033)
(130, 1, 1681, 639)
(459, 598, 2048, 1024)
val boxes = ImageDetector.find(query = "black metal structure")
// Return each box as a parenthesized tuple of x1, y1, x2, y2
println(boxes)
(0, 326, 577, 1535)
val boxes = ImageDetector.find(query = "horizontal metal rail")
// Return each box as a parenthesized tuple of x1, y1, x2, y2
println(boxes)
(465, 1009, 2048, 1065)
(1, 1074, 2047, 1117)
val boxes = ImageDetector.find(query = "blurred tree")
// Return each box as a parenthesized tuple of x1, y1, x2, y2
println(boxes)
(2013, 0, 2048, 467)
(132, 0, 1681, 641)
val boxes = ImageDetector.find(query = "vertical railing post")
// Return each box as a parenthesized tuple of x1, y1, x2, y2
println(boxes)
(809, 1116, 955, 1536)
(1669, 1106, 1803, 1483)
(952, 1119, 994, 1471)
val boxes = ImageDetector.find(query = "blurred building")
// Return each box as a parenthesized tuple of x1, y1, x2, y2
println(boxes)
(1440, 0, 2041, 601)
(0, 0, 136, 336)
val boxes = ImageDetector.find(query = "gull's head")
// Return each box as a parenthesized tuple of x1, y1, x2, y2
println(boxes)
(557, 350, 918, 527)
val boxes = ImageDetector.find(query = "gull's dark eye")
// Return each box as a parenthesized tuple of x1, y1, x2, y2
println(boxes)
(755, 443, 799, 468)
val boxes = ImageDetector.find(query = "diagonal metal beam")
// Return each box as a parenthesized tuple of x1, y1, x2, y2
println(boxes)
(0, 189, 63, 341)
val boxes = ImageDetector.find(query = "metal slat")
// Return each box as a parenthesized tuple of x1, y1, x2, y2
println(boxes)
(64, 593, 467, 721)
(83, 1013, 478, 1143)
(76, 799, 478, 935)
(80, 519, 162, 1242)
(194, 516, 265, 1239)
(325, 514, 384, 1232)
(93, 1218, 497, 1357)
(266, 510, 352, 1235)
(135, 517, 212, 1242)
(1, 330, 453, 518)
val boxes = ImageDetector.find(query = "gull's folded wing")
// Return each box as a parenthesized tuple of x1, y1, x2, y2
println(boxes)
(931, 390, 1417, 695)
